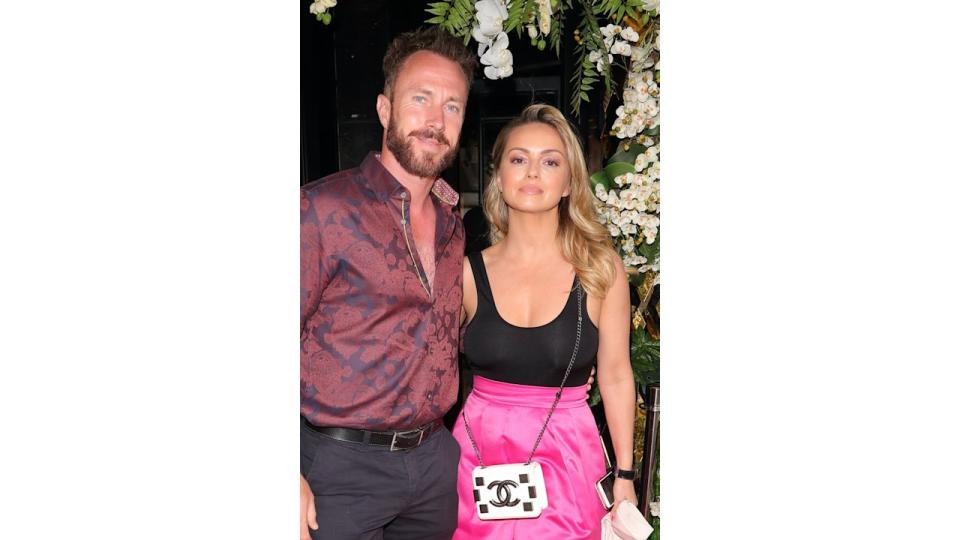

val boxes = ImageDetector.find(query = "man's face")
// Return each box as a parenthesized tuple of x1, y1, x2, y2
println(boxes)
(379, 51, 468, 179)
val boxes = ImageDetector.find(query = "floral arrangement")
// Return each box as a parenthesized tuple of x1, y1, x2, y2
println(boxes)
(592, 21, 659, 276)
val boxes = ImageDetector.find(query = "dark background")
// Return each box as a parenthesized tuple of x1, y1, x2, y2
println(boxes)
(301, 0, 606, 208)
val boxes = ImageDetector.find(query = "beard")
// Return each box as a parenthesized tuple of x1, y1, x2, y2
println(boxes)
(385, 115, 458, 179)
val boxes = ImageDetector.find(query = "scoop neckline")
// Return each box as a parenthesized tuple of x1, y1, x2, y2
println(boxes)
(479, 252, 578, 330)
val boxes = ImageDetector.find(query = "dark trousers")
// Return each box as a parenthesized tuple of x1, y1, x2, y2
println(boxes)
(301, 420, 460, 540)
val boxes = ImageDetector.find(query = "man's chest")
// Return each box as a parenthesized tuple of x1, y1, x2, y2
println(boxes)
(410, 212, 437, 289)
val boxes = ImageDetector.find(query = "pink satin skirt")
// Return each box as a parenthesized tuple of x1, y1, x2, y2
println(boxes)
(452, 376, 608, 539)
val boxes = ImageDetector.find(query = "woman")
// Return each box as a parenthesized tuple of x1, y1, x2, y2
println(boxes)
(453, 103, 638, 539)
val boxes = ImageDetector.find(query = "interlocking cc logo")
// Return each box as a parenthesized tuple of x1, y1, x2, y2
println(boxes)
(487, 480, 520, 507)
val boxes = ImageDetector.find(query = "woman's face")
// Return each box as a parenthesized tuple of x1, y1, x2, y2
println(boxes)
(496, 122, 571, 215)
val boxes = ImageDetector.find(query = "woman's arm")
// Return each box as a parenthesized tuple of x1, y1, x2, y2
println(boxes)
(595, 260, 639, 505)
(461, 256, 477, 326)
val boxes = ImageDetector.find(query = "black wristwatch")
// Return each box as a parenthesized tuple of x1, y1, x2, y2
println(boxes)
(615, 468, 637, 481)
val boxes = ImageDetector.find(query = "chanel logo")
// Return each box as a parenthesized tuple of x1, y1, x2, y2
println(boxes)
(487, 480, 520, 507)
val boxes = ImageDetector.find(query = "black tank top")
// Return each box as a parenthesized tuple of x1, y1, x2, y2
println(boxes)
(463, 251, 599, 387)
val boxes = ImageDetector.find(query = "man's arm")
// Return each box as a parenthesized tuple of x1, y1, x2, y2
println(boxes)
(300, 188, 328, 538)
(301, 189, 329, 333)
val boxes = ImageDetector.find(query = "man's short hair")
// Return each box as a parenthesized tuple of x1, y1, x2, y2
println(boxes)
(382, 26, 477, 97)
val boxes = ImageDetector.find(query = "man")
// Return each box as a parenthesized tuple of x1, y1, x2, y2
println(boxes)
(300, 27, 476, 540)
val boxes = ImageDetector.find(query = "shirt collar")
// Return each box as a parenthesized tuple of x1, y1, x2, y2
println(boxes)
(360, 152, 460, 207)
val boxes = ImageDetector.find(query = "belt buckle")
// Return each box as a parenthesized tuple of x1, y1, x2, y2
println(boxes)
(389, 426, 426, 452)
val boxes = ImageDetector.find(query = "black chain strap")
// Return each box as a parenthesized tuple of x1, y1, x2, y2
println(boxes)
(462, 282, 584, 468)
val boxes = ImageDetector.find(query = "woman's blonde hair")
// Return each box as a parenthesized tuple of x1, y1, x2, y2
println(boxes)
(483, 103, 620, 298)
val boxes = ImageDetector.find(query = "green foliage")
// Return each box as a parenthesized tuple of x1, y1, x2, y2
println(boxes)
(608, 141, 645, 164)
(589, 170, 610, 191)
(587, 322, 659, 406)
(593, 0, 645, 22)
(503, 0, 529, 34)
(570, 0, 611, 117)
(587, 160, 634, 191)
(635, 235, 659, 274)
(604, 161, 634, 181)
(424, 0, 476, 40)
(631, 320, 659, 395)
(547, 0, 575, 57)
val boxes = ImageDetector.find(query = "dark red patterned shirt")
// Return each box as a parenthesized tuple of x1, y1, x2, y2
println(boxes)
(301, 152, 464, 430)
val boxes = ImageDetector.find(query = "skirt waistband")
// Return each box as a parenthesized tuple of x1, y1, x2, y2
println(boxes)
(470, 375, 589, 409)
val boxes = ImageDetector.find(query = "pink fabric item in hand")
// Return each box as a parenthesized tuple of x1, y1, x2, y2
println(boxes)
(601, 500, 653, 540)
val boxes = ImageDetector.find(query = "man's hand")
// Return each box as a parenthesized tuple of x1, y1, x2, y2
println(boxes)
(300, 474, 318, 540)
(587, 365, 596, 389)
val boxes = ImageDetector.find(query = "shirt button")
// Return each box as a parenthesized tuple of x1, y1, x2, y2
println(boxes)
(400, 192, 407, 199)
(427, 392, 433, 400)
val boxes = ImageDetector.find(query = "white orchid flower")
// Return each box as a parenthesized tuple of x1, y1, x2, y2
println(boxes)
(539, 15, 551, 36)
(620, 27, 640, 42)
(643, 115, 658, 130)
(589, 50, 612, 71)
(647, 162, 660, 179)
(538, 0, 552, 35)
(309, 0, 336, 15)
(634, 154, 650, 172)
(643, 0, 659, 13)
(641, 100, 659, 118)
(473, 27, 494, 51)
(475, 0, 508, 35)
(630, 43, 653, 64)
(480, 32, 513, 79)
(610, 40, 632, 56)
(600, 24, 621, 39)
(638, 82, 655, 103)
(484, 63, 513, 80)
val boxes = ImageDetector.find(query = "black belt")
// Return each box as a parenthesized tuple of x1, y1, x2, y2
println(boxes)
(302, 417, 443, 451)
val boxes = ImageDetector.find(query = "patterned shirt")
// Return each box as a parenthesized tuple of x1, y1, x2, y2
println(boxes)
(301, 152, 464, 430)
